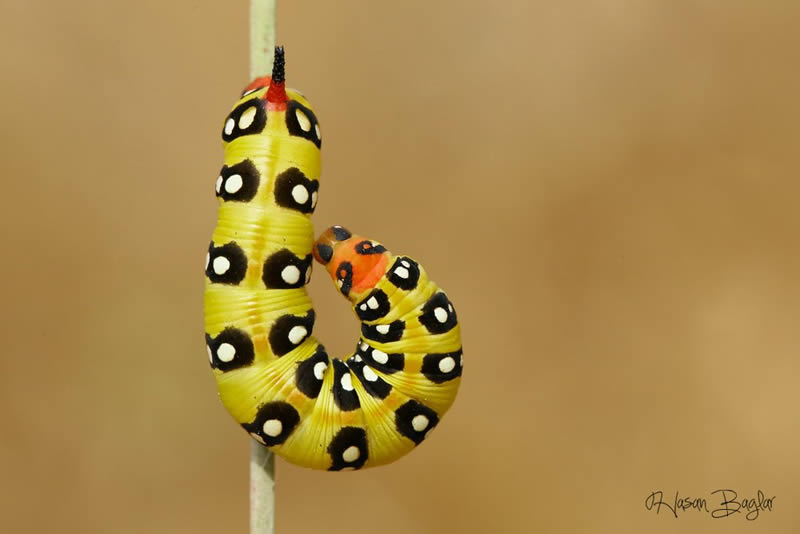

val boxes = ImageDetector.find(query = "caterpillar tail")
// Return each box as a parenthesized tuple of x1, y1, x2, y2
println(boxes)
(204, 47, 462, 471)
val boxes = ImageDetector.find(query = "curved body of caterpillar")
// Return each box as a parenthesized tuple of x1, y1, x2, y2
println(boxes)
(204, 47, 462, 470)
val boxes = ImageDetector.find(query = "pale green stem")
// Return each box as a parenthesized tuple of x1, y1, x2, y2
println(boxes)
(250, 0, 277, 79)
(250, 439, 275, 534)
(249, 5, 277, 534)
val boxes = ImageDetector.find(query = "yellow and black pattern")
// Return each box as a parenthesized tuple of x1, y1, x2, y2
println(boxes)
(204, 47, 462, 470)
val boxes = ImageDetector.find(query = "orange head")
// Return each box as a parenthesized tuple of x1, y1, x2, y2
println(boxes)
(313, 226, 391, 302)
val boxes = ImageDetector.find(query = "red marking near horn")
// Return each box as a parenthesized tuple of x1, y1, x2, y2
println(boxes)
(242, 76, 271, 95)
(265, 81, 288, 111)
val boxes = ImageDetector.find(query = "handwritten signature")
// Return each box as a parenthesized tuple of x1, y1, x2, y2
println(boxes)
(645, 490, 775, 520)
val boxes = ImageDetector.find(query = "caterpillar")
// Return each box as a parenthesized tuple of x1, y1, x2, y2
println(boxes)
(204, 47, 462, 470)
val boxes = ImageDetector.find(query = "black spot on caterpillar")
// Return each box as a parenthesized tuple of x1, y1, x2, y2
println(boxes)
(286, 100, 321, 148)
(268, 310, 315, 357)
(216, 159, 260, 202)
(273, 167, 319, 214)
(222, 98, 267, 142)
(347, 357, 392, 400)
(315, 243, 333, 264)
(332, 226, 351, 241)
(335, 261, 353, 297)
(262, 249, 312, 289)
(355, 340, 405, 374)
(421, 349, 463, 383)
(331, 359, 360, 412)
(418, 292, 458, 335)
(206, 327, 255, 372)
(355, 289, 391, 322)
(354, 240, 387, 255)
(387, 256, 420, 291)
(327, 426, 368, 471)
(361, 319, 405, 343)
(206, 242, 248, 285)
(243, 401, 301, 447)
(395, 400, 439, 445)
(295, 345, 329, 399)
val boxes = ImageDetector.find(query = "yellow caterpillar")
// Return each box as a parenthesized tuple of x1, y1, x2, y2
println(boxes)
(204, 47, 462, 470)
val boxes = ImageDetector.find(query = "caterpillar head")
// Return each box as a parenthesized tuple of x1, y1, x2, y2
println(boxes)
(223, 46, 321, 149)
(313, 226, 391, 303)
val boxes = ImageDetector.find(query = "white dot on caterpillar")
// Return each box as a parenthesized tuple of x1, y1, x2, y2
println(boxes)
(412, 414, 429, 432)
(213, 256, 231, 275)
(250, 432, 266, 445)
(371, 349, 388, 364)
(340, 373, 354, 391)
(449, 303, 454, 312)
(314, 123, 321, 139)
(281, 265, 301, 284)
(224, 118, 235, 135)
(367, 296, 379, 309)
(311, 191, 318, 209)
(439, 356, 456, 373)
(206, 345, 213, 363)
(434, 307, 448, 323)
(313, 361, 327, 380)
(359, 303, 367, 311)
(205, 253, 209, 270)
(375, 324, 390, 334)
(360, 342, 368, 351)
(217, 343, 236, 362)
(295, 109, 311, 131)
(215, 176, 223, 194)
(262, 419, 282, 437)
(353, 355, 362, 363)
(363, 366, 378, 382)
(238, 106, 257, 129)
(305, 266, 312, 284)
(336, 279, 343, 289)
(225, 174, 243, 194)
(288, 326, 307, 344)
(460, 353, 463, 366)
(401, 260, 410, 268)
(291, 184, 309, 204)
(342, 446, 360, 462)
(394, 266, 409, 279)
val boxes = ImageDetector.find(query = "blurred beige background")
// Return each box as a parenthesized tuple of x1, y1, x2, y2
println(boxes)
(1, 0, 798, 532)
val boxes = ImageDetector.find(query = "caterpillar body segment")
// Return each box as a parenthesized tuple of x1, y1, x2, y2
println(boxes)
(204, 47, 462, 470)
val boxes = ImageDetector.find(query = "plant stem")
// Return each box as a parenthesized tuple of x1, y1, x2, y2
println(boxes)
(250, 0, 277, 80)
(250, 439, 276, 534)
(249, 4, 277, 533)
